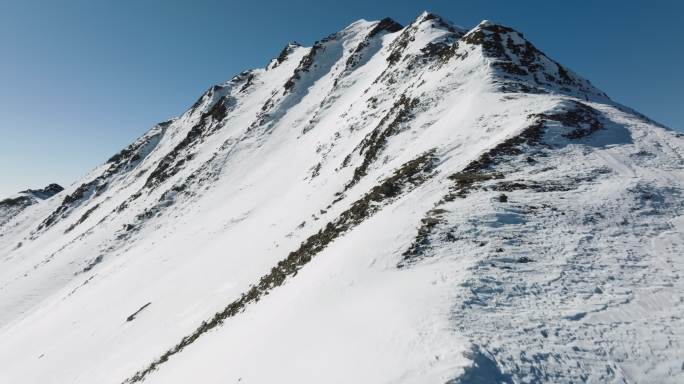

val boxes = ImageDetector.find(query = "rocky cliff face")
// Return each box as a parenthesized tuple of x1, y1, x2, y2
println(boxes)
(0, 12, 682, 384)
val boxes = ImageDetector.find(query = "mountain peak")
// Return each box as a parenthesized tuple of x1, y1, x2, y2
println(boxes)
(267, 41, 304, 70)
(412, 10, 464, 33)
(416, 10, 441, 23)
(462, 19, 609, 100)
(371, 17, 403, 36)
(476, 19, 500, 28)
(1, 11, 681, 384)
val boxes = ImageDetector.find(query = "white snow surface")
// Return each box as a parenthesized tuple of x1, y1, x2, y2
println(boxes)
(0, 13, 683, 384)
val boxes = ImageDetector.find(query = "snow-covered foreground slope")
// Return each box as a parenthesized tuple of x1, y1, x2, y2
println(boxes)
(1, 12, 683, 384)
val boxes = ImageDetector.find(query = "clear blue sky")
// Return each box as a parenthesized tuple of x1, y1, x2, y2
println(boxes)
(1, 0, 682, 198)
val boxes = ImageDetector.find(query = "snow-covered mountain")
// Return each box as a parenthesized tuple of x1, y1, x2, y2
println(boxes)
(1, 12, 683, 384)
(0, 183, 63, 228)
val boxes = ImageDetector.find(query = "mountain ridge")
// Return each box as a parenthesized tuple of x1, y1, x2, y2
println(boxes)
(0, 12, 682, 384)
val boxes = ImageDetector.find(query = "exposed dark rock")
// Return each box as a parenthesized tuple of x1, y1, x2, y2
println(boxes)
(400, 104, 566, 267)
(82, 255, 103, 273)
(398, 208, 448, 267)
(462, 23, 516, 56)
(439, 116, 545, 201)
(126, 302, 152, 322)
(402, 99, 608, 271)
(345, 18, 402, 71)
(145, 97, 232, 189)
(189, 85, 225, 113)
(35, 121, 169, 232)
(491, 178, 584, 193)
(537, 101, 603, 139)
(369, 17, 403, 37)
(64, 203, 101, 234)
(462, 22, 607, 98)
(204, 96, 230, 121)
(344, 94, 420, 190)
(420, 41, 455, 62)
(438, 103, 601, 200)
(284, 35, 336, 92)
(310, 162, 322, 179)
(20, 183, 64, 200)
(238, 72, 256, 93)
(386, 23, 420, 66)
(447, 171, 505, 200)
(386, 12, 463, 67)
(123, 150, 438, 383)
(37, 180, 100, 231)
(268, 42, 301, 70)
(106, 125, 167, 177)
(416, 12, 460, 33)
(0, 195, 35, 227)
(0, 195, 34, 209)
(0, 183, 64, 227)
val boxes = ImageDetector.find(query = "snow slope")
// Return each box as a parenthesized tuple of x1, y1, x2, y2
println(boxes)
(0, 12, 682, 384)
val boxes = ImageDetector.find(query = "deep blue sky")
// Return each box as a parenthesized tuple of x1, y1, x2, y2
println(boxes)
(1, 0, 682, 198)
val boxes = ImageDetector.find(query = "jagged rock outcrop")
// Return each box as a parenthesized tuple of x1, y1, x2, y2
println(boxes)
(0, 183, 63, 228)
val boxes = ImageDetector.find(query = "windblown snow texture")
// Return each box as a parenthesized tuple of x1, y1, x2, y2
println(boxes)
(1, 12, 683, 384)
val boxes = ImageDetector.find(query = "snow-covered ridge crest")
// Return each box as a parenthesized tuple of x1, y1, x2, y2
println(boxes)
(0, 11, 683, 384)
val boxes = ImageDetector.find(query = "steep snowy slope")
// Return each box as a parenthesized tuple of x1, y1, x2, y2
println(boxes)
(1, 12, 683, 384)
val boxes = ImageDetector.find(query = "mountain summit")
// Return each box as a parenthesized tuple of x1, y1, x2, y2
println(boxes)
(1, 13, 682, 384)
